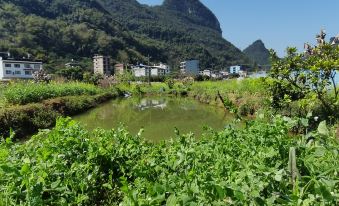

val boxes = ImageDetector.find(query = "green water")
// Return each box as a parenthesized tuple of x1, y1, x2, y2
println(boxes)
(73, 97, 234, 141)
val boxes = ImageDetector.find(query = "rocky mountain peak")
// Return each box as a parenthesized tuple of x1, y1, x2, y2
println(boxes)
(243, 39, 270, 65)
(162, 0, 221, 33)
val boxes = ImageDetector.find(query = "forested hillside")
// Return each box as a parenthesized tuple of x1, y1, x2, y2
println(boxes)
(0, 0, 249, 71)
(243, 39, 270, 66)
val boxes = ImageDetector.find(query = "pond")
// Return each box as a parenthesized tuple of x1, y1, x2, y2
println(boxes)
(73, 97, 234, 141)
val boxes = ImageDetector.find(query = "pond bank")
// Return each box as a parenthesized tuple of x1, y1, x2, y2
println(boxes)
(0, 92, 117, 139)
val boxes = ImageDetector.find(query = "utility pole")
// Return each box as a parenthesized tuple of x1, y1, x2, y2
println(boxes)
(147, 54, 151, 86)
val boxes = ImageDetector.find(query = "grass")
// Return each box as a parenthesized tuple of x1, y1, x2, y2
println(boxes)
(190, 78, 267, 95)
(2, 81, 103, 105)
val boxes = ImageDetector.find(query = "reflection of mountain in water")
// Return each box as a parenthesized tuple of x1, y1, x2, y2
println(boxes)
(137, 99, 167, 110)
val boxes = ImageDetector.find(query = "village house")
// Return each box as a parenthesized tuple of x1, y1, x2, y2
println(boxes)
(114, 63, 125, 75)
(219, 70, 229, 78)
(132, 63, 170, 78)
(93, 55, 113, 75)
(200, 69, 222, 79)
(180, 60, 199, 76)
(0, 56, 43, 80)
(229, 65, 242, 74)
(201, 69, 212, 77)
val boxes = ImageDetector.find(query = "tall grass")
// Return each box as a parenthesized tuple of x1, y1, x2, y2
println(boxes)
(190, 78, 267, 96)
(3, 82, 103, 105)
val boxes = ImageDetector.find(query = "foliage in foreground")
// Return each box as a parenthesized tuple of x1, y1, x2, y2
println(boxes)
(2, 82, 103, 105)
(0, 117, 338, 205)
(268, 38, 339, 121)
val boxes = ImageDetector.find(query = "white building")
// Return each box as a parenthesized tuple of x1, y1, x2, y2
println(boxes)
(201, 69, 212, 77)
(239, 70, 248, 78)
(132, 65, 148, 77)
(132, 63, 170, 78)
(93, 55, 112, 75)
(220, 71, 229, 77)
(230, 65, 241, 74)
(0, 57, 43, 80)
(180, 60, 199, 76)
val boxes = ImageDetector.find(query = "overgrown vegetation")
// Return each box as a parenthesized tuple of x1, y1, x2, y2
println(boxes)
(1, 82, 102, 105)
(0, 117, 338, 205)
(0, 92, 116, 138)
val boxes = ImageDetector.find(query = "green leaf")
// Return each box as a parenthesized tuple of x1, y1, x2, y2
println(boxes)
(166, 194, 177, 206)
(20, 164, 30, 175)
(317, 121, 329, 136)
(51, 179, 61, 189)
(234, 190, 245, 201)
(274, 170, 284, 182)
(102, 183, 113, 190)
(214, 185, 225, 199)
(319, 185, 333, 201)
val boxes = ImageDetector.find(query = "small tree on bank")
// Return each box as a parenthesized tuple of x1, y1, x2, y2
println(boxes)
(268, 30, 339, 120)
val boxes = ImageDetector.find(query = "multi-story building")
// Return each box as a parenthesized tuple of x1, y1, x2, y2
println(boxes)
(180, 60, 199, 76)
(93, 55, 112, 75)
(0, 57, 43, 80)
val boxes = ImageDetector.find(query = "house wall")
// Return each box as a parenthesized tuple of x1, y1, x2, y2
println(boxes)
(230, 66, 241, 74)
(114, 64, 124, 75)
(0, 59, 42, 80)
(151, 68, 166, 76)
(134, 67, 147, 77)
(94, 56, 112, 75)
(181, 60, 199, 76)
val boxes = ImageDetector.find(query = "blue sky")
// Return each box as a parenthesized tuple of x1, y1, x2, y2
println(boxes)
(137, 0, 339, 56)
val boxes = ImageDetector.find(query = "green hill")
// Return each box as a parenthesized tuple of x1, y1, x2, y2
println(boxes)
(0, 0, 249, 71)
(243, 39, 270, 66)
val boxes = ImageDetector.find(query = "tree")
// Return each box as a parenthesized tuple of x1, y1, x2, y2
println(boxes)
(268, 30, 339, 120)
(56, 66, 84, 81)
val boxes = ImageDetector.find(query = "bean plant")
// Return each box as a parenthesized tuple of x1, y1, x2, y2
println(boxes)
(0, 117, 338, 205)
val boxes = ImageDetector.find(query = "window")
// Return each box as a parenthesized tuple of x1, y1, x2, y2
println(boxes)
(34, 64, 40, 69)
(24, 64, 31, 68)
(14, 64, 20, 68)
(25, 71, 32, 75)
(15, 71, 21, 75)
(5, 70, 11, 75)
(5, 64, 11, 67)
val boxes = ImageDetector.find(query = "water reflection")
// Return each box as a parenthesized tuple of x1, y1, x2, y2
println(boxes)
(73, 97, 234, 141)
(137, 98, 167, 110)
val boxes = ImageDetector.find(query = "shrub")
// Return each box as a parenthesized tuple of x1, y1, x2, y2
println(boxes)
(269, 31, 339, 121)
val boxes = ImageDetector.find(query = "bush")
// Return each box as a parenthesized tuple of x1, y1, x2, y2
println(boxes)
(269, 33, 339, 121)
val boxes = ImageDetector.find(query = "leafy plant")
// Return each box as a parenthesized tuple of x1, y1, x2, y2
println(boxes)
(269, 32, 339, 120)
(1, 117, 338, 205)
